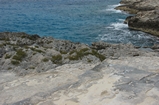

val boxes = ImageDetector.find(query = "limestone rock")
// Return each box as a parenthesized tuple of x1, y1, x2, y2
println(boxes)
(116, 0, 159, 36)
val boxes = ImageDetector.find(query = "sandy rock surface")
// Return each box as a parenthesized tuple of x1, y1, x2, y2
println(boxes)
(0, 33, 159, 105)
(1, 56, 159, 105)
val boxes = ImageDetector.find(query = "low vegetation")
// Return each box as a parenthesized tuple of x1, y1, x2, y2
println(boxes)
(0, 33, 107, 67)
(5, 54, 12, 59)
(0, 44, 4, 47)
(20, 34, 40, 40)
(91, 50, 106, 61)
(12, 49, 27, 65)
(60, 50, 67, 54)
(68, 48, 106, 61)
(11, 60, 20, 65)
(42, 58, 49, 62)
(0, 37, 10, 41)
(68, 48, 89, 60)
(87, 58, 92, 63)
(51, 54, 62, 64)
(12, 49, 27, 61)
(30, 47, 45, 53)
(29, 66, 35, 69)
(46, 41, 53, 44)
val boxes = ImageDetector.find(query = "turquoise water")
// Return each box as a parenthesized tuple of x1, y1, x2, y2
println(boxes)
(0, 0, 159, 46)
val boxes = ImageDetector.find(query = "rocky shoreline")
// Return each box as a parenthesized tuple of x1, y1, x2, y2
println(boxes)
(115, 0, 159, 36)
(1, 1, 159, 104)
(0, 32, 159, 105)
(1, 32, 155, 75)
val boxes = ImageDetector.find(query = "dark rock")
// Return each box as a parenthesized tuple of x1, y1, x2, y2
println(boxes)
(91, 42, 110, 50)
(116, 0, 159, 36)
(151, 44, 159, 49)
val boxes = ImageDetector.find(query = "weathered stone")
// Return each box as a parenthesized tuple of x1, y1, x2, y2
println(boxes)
(116, 0, 159, 36)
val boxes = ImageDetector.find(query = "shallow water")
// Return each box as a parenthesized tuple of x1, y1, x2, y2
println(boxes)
(0, 0, 159, 46)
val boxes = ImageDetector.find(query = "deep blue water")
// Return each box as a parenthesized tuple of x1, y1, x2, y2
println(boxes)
(0, 0, 159, 46)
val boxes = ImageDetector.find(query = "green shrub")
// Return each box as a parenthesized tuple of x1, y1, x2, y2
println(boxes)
(42, 58, 49, 62)
(87, 58, 92, 63)
(24, 45, 29, 49)
(60, 50, 67, 54)
(30, 47, 44, 53)
(35, 46, 39, 48)
(0, 44, 4, 48)
(5, 54, 12, 59)
(12, 49, 27, 61)
(8, 67, 12, 70)
(33, 52, 37, 55)
(0, 37, 10, 41)
(51, 54, 62, 64)
(69, 50, 76, 55)
(68, 55, 79, 60)
(13, 46, 19, 51)
(21, 34, 40, 40)
(80, 48, 89, 52)
(46, 41, 53, 44)
(68, 48, 106, 61)
(29, 66, 35, 69)
(11, 60, 20, 65)
(68, 48, 89, 61)
(21, 35, 27, 39)
(5, 38, 10, 41)
(91, 50, 106, 61)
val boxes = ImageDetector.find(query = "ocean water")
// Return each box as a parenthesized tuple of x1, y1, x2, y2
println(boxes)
(0, 0, 159, 47)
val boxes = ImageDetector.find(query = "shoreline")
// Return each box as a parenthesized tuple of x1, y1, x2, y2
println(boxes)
(0, 32, 159, 105)
(0, 32, 158, 75)
(1, 1, 159, 103)
(115, 0, 159, 36)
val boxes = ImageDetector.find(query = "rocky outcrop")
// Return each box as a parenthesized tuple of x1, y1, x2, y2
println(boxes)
(0, 32, 157, 75)
(0, 32, 159, 105)
(116, 0, 159, 36)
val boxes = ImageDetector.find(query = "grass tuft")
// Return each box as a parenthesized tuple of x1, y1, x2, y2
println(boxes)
(5, 54, 12, 59)
(42, 58, 49, 62)
(51, 54, 62, 64)
(91, 50, 106, 61)
(68, 48, 89, 61)
(13, 49, 27, 61)
(60, 50, 67, 54)
(30, 47, 45, 53)
(11, 60, 20, 65)
(68, 48, 106, 61)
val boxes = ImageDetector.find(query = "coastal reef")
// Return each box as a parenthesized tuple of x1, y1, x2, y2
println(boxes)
(116, 0, 159, 36)
(0, 32, 159, 105)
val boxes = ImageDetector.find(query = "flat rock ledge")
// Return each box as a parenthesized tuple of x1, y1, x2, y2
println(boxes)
(0, 32, 159, 105)
(116, 0, 159, 36)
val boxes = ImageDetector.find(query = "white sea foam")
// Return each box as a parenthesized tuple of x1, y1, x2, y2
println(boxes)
(107, 4, 122, 8)
(105, 8, 121, 13)
(97, 23, 159, 47)
(97, 21, 130, 43)
(110, 22, 128, 30)
(106, 4, 122, 13)
(118, 19, 125, 22)
(100, 4, 122, 13)
(100, 33, 126, 43)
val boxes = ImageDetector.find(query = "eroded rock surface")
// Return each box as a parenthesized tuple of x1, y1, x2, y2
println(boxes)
(116, 0, 159, 36)
(0, 32, 159, 105)
(1, 57, 159, 105)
